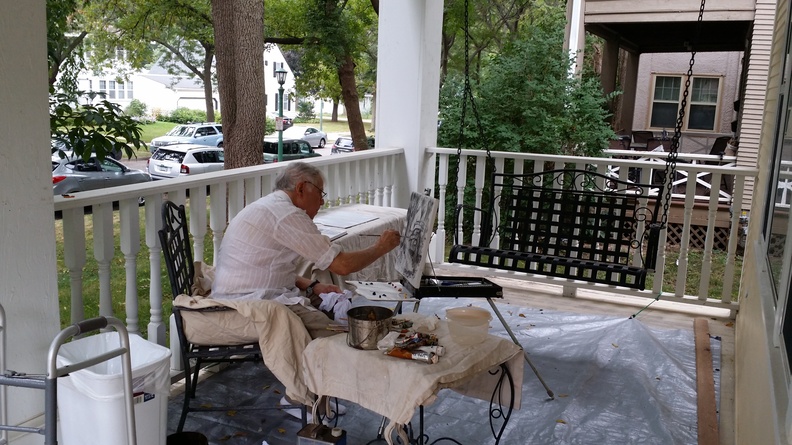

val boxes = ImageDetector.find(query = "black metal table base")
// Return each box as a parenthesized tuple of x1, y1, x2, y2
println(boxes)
(366, 363, 514, 445)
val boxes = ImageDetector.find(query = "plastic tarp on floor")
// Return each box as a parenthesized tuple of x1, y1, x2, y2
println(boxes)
(413, 297, 720, 445)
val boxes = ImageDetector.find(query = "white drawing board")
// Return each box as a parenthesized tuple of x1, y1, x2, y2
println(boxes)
(313, 211, 378, 229)
(394, 192, 438, 289)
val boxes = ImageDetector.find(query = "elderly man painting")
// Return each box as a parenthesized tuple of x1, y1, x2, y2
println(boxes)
(212, 162, 400, 333)
(209, 161, 400, 417)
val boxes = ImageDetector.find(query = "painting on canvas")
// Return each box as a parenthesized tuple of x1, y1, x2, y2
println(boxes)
(395, 192, 438, 289)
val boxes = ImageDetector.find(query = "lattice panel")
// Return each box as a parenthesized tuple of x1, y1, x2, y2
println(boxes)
(665, 224, 730, 251)
(769, 234, 787, 256)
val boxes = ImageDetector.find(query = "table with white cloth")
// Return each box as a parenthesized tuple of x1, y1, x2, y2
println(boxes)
(301, 320, 524, 445)
(301, 204, 408, 290)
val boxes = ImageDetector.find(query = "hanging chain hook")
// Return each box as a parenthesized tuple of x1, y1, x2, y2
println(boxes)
(660, 0, 706, 227)
(455, 0, 493, 181)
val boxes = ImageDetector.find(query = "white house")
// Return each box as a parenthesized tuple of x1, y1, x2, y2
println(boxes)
(76, 44, 298, 120)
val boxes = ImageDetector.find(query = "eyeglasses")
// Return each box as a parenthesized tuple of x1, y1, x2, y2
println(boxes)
(305, 181, 327, 200)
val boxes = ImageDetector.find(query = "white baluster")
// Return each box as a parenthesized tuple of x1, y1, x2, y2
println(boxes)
(119, 198, 141, 335)
(62, 207, 86, 324)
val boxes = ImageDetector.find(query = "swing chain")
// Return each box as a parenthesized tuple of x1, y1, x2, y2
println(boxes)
(660, 0, 706, 227)
(455, 0, 493, 181)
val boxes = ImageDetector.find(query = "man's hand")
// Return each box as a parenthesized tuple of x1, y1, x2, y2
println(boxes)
(376, 229, 401, 252)
(314, 282, 342, 295)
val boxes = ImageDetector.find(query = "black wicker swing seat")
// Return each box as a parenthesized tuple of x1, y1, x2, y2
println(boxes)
(448, 169, 662, 290)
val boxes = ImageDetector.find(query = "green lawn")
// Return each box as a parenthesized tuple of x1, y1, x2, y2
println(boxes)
(139, 121, 177, 144)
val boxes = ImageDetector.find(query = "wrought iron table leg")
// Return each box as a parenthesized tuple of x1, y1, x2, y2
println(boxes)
(405, 364, 513, 445)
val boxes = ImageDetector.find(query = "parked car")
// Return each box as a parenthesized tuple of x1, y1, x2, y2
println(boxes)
(262, 137, 321, 163)
(331, 135, 376, 154)
(52, 153, 151, 196)
(331, 136, 355, 154)
(280, 126, 327, 148)
(52, 137, 123, 160)
(147, 144, 225, 180)
(149, 122, 223, 152)
(270, 113, 294, 131)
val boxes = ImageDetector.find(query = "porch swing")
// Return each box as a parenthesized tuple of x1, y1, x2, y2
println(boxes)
(447, 0, 706, 290)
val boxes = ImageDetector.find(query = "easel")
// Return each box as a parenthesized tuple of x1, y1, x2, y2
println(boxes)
(405, 275, 555, 399)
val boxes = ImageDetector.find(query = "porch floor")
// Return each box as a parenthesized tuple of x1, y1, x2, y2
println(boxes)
(166, 269, 735, 445)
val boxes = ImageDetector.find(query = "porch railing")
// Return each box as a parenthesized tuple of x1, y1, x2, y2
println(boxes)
(426, 147, 757, 317)
(53, 145, 756, 375)
(53, 148, 404, 372)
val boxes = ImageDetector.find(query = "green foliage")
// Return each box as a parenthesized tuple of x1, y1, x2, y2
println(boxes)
(163, 107, 208, 124)
(125, 99, 148, 117)
(46, 0, 88, 93)
(436, 19, 618, 237)
(297, 100, 316, 121)
(50, 91, 146, 161)
(437, 22, 617, 157)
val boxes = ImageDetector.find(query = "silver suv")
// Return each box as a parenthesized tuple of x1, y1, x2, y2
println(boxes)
(150, 122, 223, 152)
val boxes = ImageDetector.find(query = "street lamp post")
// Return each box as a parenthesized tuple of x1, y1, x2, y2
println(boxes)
(275, 67, 287, 162)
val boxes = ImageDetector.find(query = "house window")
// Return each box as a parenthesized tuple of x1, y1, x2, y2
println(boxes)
(97, 79, 133, 100)
(649, 75, 721, 131)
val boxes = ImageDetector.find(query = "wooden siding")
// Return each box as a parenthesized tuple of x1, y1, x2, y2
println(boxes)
(738, 0, 781, 210)
(585, 0, 756, 22)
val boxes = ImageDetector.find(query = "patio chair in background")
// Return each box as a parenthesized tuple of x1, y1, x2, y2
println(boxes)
(159, 201, 305, 432)
(646, 138, 671, 152)
(630, 130, 654, 150)
(705, 136, 735, 193)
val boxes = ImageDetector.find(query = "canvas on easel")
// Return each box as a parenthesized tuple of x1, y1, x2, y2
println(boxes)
(395, 192, 438, 290)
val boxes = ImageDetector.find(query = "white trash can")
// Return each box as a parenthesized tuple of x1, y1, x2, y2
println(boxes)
(56, 332, 171, 445)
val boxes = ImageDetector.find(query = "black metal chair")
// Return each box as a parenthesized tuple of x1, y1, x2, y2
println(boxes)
(630, 130, 654, 151)
(705, 136, 734, 193)
(159, 200, 305, 432)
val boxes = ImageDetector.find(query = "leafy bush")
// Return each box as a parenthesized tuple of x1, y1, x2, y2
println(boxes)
(296, 100, 316, 121)
(438, 22, 616, 157)
(164, 107, 207, 124)
(125, 99, 148, 117)
(436, 18, 618, 243)
(50, 91, 145, 161)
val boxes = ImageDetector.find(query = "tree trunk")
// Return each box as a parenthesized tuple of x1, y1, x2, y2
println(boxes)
(331, 98, 339, 122)
(202, 47, 216, 122)
(212, 0, 265, 169)
(338, 55, 367, 151)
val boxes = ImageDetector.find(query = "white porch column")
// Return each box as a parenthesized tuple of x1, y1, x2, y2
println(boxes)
(376, 0, 443, 208)
(0, 2, 61, 444)
(564, 0, 586, 76)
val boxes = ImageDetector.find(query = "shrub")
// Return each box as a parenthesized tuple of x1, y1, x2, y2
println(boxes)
(125, 99, 147, 117)
(297, 100, 316, 121)
(165, 107, 207, 124)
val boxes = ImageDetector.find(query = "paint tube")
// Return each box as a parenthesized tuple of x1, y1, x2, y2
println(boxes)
(417, 345, 445, 357)
(386, 347, 438, 364)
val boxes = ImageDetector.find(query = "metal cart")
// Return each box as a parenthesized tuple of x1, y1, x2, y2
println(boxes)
(0, 303, 137, 445)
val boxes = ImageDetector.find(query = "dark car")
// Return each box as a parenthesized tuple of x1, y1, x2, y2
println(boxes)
(269, 113, 293, 131)
(331, 137, 355, 154)
(331, 136, 375, 154)
(52, 153, 151, 195)
(262, 137, 321, 163)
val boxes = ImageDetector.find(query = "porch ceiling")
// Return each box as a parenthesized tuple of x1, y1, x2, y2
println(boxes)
(587, 20, 753, 53)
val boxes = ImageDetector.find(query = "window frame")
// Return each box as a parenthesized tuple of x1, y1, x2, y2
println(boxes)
(648, 74, 723, 132)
